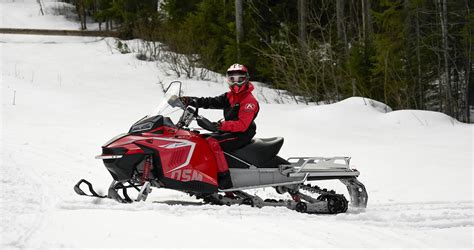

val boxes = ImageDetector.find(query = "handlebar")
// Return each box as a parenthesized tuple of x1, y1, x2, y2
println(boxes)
(196, 116, 218, 132)
(177, 101, 218, 132)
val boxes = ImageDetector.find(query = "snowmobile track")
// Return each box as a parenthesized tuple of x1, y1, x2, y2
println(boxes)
(1, 144, 49, 248)
(339, 201, 474, 229)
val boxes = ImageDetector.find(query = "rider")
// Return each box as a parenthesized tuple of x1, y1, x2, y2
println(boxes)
(180, 64, 259, 189)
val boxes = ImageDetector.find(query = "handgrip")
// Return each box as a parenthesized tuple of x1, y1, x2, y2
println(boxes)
(196, 116, 217, 132)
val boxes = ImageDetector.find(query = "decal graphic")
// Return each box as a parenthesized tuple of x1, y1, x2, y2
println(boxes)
(170, 169, 203, 182)
(160, 142, 189, 149)
(244, 103, 256, 111)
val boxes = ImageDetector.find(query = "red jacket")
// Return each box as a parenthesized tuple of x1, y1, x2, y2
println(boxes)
(191, 83, 259, 135)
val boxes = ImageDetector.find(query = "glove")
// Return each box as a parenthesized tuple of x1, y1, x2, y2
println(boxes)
(179, 96, 192, 106)
(212, 121, 222, 131)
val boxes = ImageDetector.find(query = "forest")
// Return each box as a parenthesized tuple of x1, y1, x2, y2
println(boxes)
(68, 0, 472, 123)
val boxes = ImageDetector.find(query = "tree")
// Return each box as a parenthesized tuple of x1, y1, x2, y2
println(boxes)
(436, 0, 453, 116)
(463, 0, 473, 122)
(298, 0, 308, 52)
(67, 0, 473, 122)
(235, 0, 243, 61)
(336, 0, 347, 53)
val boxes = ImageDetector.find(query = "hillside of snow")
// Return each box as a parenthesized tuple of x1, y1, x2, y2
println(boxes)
(0, 0, 99, 30)
(1, 1, 473, 248)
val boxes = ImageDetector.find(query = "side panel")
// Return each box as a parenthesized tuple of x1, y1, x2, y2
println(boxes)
(134, 133, 218, 188)
(102, 128, 218, 193)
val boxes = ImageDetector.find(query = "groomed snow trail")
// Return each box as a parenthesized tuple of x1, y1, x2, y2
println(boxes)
(1, 1, 473, 248)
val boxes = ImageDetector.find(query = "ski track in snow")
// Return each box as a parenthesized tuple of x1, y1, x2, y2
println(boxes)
(57, 199, 474, 230)
(1, 144, 48, 248)
(341, 201, 474, 229)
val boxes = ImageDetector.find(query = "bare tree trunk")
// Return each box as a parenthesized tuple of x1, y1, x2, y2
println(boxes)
(361, 0, 366, 40)
(437, 0, 453, 116)
(82, 7, 87, 30)
(361, 0, 373, 43)
(235, 0, 243, 62)
(415, 6, 423, 109)
(336, 0, 347, 53)
(465, 0, 472, 123)
(349, 0, 359, 96)
(351, 79, 356, 96)
(404, 0, 416, 108)
(351, 0, 362, 41)
(361, 0, 373, 98)
(384, 51, 389, 104)
(76, 0, 87, 30)
(298, 0, 308, 53)
(37, 0, 44, 15)
(468, 62, 473, 123)
(366, 0, 373, 35)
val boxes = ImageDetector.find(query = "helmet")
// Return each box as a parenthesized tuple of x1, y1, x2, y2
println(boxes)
(226, 64, 249, 94)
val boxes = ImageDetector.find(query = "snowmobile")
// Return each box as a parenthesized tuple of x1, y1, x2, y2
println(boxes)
(74, 81, 368, 214)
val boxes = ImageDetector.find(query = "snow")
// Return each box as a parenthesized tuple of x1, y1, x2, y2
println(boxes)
(1, 1, 473, 248)
(0, 0, 99, 30)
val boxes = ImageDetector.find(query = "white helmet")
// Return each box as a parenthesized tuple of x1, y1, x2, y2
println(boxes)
(226, 64, 249, 93)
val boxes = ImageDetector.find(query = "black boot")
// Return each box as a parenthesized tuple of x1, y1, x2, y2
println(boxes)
(217, 171, 233, 189)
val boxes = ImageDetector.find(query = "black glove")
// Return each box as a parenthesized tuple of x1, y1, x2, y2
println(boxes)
(212, 121, 222, 131)
(179, 96, 192, 106)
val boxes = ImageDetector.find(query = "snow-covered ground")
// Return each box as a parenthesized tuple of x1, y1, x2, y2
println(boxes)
(1, 1, 473, 248)
(0, 0, 99, 30)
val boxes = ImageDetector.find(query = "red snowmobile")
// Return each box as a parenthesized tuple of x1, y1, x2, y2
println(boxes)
(74, 81, 368, 214)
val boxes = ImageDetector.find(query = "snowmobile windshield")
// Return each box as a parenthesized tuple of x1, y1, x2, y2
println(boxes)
(152, 81, 185, 122)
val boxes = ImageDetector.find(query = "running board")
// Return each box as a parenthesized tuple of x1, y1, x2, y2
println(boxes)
(226, 168, 360, 190)
(280, 156, 357, 175)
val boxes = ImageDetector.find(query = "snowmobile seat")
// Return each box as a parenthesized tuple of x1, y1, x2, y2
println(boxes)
(227, 137, 287, 168)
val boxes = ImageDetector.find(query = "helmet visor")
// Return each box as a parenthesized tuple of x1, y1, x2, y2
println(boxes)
(226, 72, 247, 86)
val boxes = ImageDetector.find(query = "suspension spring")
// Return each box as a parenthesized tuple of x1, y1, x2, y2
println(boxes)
(141, 155, 152, 184)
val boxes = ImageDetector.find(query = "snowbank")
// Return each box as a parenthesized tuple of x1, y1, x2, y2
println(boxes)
(0, 0, 98, 30)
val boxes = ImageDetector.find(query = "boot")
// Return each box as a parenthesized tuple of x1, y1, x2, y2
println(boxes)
(218, 171, 233, 189)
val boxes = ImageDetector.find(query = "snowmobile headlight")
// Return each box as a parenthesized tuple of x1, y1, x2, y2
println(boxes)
(130, 122, 154, 133)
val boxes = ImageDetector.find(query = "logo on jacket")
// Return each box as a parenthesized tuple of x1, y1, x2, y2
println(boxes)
(244, 103, 256, 111)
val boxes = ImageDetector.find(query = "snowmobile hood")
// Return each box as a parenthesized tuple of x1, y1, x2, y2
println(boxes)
(102, 133, 130, 147)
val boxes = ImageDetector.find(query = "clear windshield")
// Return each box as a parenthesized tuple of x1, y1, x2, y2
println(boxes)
(152, 81, 185, 122)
